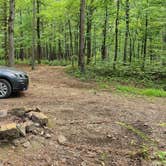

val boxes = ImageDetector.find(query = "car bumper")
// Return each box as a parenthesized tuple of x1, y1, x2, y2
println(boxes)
(13, 78, 29, 92)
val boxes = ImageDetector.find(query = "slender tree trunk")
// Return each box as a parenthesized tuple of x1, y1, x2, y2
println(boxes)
(101, 4, 108, 60)
(19, 10, 24, 61)
(37, 0, 41, 64)
(8, 0, 15, 67)
(78, 0, 86, 73)
(123, 0, 130, 64)
(68, 19, 73, 57)
(58, 38, 62, 60)
(142, 7, 148, 70)
(113, 0, 120, 69)
(32, 0, 36, 70)
(86, 0, 94, 64)
(129, 34, 132, 63)
(149, 37, 153, 62)
(137, 41, 140, 59)
(86, 12, 92, 64)
(3, 0, 8, 63)
(93, 24, 97, 64)
(74, 23, 79, 56)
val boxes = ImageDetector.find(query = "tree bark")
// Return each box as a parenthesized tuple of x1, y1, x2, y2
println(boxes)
(3, 0, 8, 63)
(32, 0, 36, 70)
(123, 0, 130, 64)
(78, 0, 86, 73)
(113, 0, 120, 70)
(19, 10, 24, 61)
(101, 4, 108, 60)
(68, 19, 73, 57)
(86, 0, 94, 64)
(8, 0, 15, 67)
(37, 0, 41, 64)
(142, 7, 148, 70)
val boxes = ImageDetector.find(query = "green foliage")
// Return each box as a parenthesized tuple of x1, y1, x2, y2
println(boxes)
(155, 151, 166, 164)
(117, 86, 166, 97)
(158, 123, 166, 127)
(67, 59, 166, 97)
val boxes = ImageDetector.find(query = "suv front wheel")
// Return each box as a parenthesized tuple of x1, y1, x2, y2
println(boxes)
(0, 79, 12, 99)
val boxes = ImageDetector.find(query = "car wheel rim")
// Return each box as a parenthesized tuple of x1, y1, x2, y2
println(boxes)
(0, 82, 8, 97)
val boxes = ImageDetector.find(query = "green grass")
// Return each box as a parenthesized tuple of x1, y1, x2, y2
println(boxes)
(158, 123, 166, 127)
(116, 85, 166, 97)
(155, 151, 166, 164)
(116, 122, 152, 142)
(67, 66, 166, 97)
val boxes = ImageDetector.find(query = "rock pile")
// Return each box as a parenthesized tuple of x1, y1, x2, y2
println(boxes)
(0, 107, 50, 140)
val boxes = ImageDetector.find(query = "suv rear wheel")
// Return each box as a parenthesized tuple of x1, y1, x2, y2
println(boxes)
(0, 79, 12, 99)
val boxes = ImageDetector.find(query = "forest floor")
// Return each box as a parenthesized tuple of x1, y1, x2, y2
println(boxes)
(0, 65, 166, 166)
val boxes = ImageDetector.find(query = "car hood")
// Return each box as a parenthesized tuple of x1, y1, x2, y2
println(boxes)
(0, 66, 27, 75)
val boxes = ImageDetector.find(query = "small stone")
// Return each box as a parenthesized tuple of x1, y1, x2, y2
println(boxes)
(23, 121, 35, 133)
(45, 133, 51, 139)
(0, 110, 7, 118)
(27, 107, 41, 113)
(81, 161, 87, 166)
(57, 135, 67, 145)
(23, 141, 31, 148)
(12, 139, 19, 146)
(17, 124, 26, 137)
(34, 123, 40, 127)
(40, 131, 45, 136)
(12, 138, 26, 146)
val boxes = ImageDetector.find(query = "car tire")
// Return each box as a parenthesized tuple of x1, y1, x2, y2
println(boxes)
(0, 79, 12, 99)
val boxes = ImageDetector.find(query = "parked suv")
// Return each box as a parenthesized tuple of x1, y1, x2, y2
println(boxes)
(0, 66, 29, 98)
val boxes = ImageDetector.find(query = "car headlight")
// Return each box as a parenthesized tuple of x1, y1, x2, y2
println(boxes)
(14, 73, 25, 79)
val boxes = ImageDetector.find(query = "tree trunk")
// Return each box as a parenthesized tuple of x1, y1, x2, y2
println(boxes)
(78, 0, 86, 73)
(142, 8, 148, 70)
(129, 34, 132, 63)
(32, 0, 36, 70)
(68, 19, 73, 57)
(113, 0, 120, 69)
(123, 0, 130, 64)
(8, 0, 15, 67)
(19, 10, 24, 61)
(37, 0, 41, 64)
(101, 4, 108, 60)
(3, 0, 8, 63)
(86, 0, 94, 64)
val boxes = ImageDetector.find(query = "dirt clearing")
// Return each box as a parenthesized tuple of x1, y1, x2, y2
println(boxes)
(0, 65, 166, 166)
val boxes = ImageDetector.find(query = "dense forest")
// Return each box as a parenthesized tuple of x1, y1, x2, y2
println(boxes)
(0, 0, 165, 89)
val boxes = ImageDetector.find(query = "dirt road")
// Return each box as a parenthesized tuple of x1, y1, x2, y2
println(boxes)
(0, 65, 166, 166)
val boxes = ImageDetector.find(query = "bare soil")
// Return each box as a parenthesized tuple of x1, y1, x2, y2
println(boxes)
(0, 65, 166, 166)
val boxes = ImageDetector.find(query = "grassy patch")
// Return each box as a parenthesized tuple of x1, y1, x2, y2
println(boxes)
(66, 62, 166, 97)
(155, 151, 166, 165)
(158, 123, 166, 127)
(116, 122, 152, 142)
(116, 86, 166, 97)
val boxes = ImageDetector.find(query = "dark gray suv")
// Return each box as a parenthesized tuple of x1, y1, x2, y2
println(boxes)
(0, 66, 29, 98)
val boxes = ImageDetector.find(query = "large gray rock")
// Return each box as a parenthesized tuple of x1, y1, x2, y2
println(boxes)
(28, 112, 48, 126)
